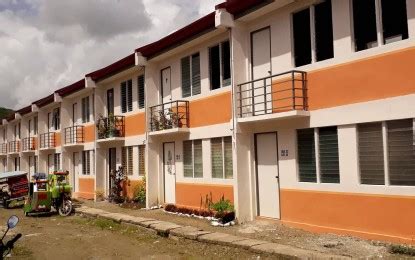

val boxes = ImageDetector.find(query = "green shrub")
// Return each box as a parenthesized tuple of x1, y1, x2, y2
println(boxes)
(133, 177, 146, 204)
(389, 245, 415, 256)
(211, 195, 234, 213)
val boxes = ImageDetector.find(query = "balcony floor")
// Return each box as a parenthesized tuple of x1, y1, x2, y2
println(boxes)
(149, 127, 190, 137)
(237, 110, 310, 124)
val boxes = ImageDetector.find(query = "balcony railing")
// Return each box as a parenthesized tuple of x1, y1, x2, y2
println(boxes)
(22, 137, 36, 152)
(39, 132, 56, 149)
(0, 143, 7, 155)
(8, 141, 20, 153)
(64, 125, 84, 145)
(96, 115, 125, 139)
(149, 100, 189, 132)
(237, 70, 308, 118)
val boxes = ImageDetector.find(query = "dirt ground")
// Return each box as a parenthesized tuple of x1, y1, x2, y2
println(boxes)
(0, 208, 273, 260)
(80, 200, 413, 259)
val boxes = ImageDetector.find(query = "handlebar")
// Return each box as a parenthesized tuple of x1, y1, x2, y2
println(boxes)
(5, 233, 21, 249)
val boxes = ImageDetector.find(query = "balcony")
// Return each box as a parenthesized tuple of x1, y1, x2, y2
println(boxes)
(64, 126, 84, 147)
(22, 137, 36, 153)
(8, 141, 20, 154)
(96, 115, 125, 143)
(236, 70, 309, 123)
(149, 100, 189, 136)
(0, 143, 7, 156)
(39, 132, 56, 150)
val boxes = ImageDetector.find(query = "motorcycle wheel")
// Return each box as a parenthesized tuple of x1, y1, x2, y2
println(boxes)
(58, 199, 73, 217)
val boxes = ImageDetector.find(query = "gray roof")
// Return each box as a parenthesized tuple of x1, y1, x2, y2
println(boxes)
(0, 171, 27, 179)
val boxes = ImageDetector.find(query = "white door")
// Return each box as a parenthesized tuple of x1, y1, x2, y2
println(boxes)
(256, 132, 280, 218)
(73, 152, 80, 192)
(161, 67, 172, 104)
(251, 28, 272, 115)
(72, 103, 78, 126)
(163, 142, 176, 204)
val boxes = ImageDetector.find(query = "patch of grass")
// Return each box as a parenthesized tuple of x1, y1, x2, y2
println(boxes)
(94, 218, 121, 231)
(12, 245, 34, 259)
(389, 245, 415, 256)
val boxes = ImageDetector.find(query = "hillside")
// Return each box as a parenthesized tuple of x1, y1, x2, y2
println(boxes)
(0, 107, 14, 120)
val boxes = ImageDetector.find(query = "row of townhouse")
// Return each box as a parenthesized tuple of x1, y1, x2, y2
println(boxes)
(0, 0, 414, 244)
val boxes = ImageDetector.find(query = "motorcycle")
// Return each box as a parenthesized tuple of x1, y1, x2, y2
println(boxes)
(0, 215, 22, 259)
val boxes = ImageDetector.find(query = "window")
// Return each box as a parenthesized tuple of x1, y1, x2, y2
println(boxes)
(358, 123, 385, 185)
(52, 108, 60, 130)
(357, 119, 415, 186)
(34, 155, 38, 173)
(211, 136, 233, 179)
(54, 153, 61, 171)
(28, 119, 31, 136)
(318, 126, 340, 183)
(138, 145, 145, 176)
(352, 0, 408, 52)
(34, 116, 38, 135)
(82, 150, 91, 175)
(137, 75, 145, 109)
(183, 140, 203, 178)
(297, 129, 317, 182)
(122, 146, 134, 175)
(14, 157, 20, 171)
(293, 0, 333, 67)
(181, 53, 201, 97)
(121, 79, 133, 113)
(387, 119, 415, 186)
(82, 96, 90, 123)
(209, 41, 231, 90)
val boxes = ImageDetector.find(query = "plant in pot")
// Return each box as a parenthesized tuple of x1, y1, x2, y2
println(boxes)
(96, 115, 108, 139)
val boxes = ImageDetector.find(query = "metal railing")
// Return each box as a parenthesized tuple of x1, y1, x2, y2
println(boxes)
(237, 70, 308, 118)
(149, 100, 189, 132)
(39, 132, 56, 149)
(0, 143, 7, 154)
(64, 125, 84, 144)
(8, 141, 20, 153)
(22, 137, 36, 151)
(96, 115, 125, 139)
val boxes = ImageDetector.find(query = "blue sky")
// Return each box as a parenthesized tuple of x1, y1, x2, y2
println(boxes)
(0, 0, 221, 109)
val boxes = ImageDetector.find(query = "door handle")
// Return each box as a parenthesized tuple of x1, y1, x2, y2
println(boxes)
(275, 176, 279, 179)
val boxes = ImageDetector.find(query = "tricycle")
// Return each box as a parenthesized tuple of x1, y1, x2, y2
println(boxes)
(0, 171, 29, 209)
(23, 171, 73, 217)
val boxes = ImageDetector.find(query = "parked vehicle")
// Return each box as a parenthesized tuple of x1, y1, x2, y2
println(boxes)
(0, 215, 22, 260)
(24, 171, 73, 217)
(0, 171, 29, 209)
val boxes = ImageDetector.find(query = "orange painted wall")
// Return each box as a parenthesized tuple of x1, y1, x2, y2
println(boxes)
(175, 182, 234, 209)
(54, 132, 61, 147)
(280, 189, 415, 244)
(308, 47, 415, 110)
(189, 91, 232, 128)
(77, 178, 95, 200)
(125, 112, 146, 137)
(84, 124, 95, 143)
(122, 179, 145, 199)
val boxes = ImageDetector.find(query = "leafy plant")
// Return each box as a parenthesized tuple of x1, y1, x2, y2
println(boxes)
(133, 177, 146, 204)
(389, 245, 415, 256)
(151, 108, 184, 131)
(211, 195, 234, 213)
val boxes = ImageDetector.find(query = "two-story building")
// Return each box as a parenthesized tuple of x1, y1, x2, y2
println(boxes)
(0, 0, 414, 245)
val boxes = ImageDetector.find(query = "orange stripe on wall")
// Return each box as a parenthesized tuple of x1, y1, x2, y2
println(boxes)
(308, 47, 415, 110)
(54, 132, 61, 147)
(84, 124, 95, 143)
(125, 112, 146, 136)
(280, 189, 415, 244)
(189, 91, 232, 128)
(77, 178, 95, 200)
(175, 182, 234, 209)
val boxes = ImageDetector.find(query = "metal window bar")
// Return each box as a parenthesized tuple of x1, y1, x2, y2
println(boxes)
(40, 132, 56, 149)
(149, 100, 190, 132)
(64, 126, 85, 144)
(8, 141, 20, 153)
(96, 116, 125, 139)
(237, 70, 308, 118)
(22, 137, 36, 151)
(0, 143, 7, 154)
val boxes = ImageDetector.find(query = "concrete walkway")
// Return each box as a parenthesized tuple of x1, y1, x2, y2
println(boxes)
(76, 206, 348, 259)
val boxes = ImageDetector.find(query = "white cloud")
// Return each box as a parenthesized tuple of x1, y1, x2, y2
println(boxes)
(0, 0, 221, 109)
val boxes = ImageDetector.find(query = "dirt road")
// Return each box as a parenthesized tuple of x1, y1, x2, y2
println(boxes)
(0, 208, 270, 259)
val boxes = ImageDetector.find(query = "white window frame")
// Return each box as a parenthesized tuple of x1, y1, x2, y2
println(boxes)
(209, 40, 231, 90)
(181, 52, 201, 97)
(211, 136, 233, 179)
(81, 96, 90, 123)
(183, 140, 203, 178)
(350, 0, 409, 52)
